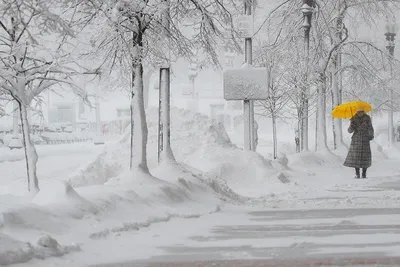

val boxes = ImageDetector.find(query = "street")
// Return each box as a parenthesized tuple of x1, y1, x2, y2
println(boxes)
(90, 205, 400, 267)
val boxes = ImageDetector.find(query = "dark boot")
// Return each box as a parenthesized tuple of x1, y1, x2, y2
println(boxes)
(362, 168, 367, 178)
(355, 168, 360, 179)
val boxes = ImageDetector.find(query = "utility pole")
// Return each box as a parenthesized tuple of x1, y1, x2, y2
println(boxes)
(158, 0, 175, 162)
(300, 0, 313, 152)
(244, 0, 255, 151)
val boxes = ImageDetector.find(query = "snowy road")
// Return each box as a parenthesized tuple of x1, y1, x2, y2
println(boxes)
(90, 206, 400, 267)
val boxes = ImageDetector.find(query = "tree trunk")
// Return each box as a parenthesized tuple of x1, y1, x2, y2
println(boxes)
(13, 100, 19, 138)
(130, 62, 150, 174)
(316, 73, 328, 151)
(272, 112, 278, 159)
(331, 54, 344, 149)
(19, 102, 39, 194)
(159, 67, 175, 162)
(143, 70, 153, 110)
(332, 0, 345, 149)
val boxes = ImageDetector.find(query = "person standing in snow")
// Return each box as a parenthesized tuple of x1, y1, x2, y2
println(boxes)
(343, 108, 374, 178)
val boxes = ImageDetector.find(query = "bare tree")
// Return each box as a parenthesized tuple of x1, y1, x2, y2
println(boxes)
(0, 1, 90, 193)
(254, 46, 291, 159)
(255, 0, 399, 151)
(82, 0, 240, 175)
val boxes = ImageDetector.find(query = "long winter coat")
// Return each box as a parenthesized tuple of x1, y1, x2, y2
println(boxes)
(343, 113, 374, 169)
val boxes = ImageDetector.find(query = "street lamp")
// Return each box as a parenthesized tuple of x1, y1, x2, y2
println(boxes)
(188, 62, 198, 112)
(385, 21, 397, 145)
(301, 3, 313, 27)
(299, 0, 314, 152)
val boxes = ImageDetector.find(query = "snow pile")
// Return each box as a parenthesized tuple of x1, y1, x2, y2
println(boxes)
(0, 176, 218, 265)
(145, 107, 234, 166)
(32, 181, 99, 219)
(35, 235, 80, 260)
(68, 149, 124, 187)
(0, 233, 34, 265)
(150, 108, 279, 198)
(0, 233, 80, 266)
(152, 160, 250, 203)
(73, 171, 222, 240)
(70, 107, 280, 198)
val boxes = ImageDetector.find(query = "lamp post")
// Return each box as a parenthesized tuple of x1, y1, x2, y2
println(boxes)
(300, 1, 313, 152)
(385, 21, 397, 145)
(300, 0, 313, 152)
(188, 62, 198, 112)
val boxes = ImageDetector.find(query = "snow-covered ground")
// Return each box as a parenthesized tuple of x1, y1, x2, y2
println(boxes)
(1, 108, 400, 266)
(85, 206, 400, 266)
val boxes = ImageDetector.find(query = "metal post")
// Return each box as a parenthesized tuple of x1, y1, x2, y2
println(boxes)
(157, 70, 163, 163)
(158, 0, 174, 162)
(244, 0, 255, 151)
(301, 0, 313, 152)
(385, 25, 396, 145)
(160, 67, 173, 161)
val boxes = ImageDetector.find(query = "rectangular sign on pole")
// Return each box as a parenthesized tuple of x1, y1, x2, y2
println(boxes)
(223, 64, 269, 101)
(237, 15, 253, 38)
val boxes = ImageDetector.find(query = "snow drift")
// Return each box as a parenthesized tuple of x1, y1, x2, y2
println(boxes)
(32, 181, 99, 219)
(0, 233, 80, 265)
(69, 107, 280, 198)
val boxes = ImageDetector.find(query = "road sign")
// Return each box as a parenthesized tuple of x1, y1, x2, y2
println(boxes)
(237, 15, 253, 38)
(223, 64, 269, 100)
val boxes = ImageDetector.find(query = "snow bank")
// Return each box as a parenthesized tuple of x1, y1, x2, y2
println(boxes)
(147, 108, 280, 196)
(68, 149, 124, 187)
(70, 107, 281, 198)
(0, 233, 80, 266)
(0, 175, 218, 265)
(0, 233, 34, 265)
(152, 160, 251, 203)
(32, 181, 99, 219)
(34, 235, 80, 259)
(70, 170, 223, 240)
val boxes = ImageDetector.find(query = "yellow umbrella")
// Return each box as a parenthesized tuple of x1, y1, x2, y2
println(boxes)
(331, 101, 372, 119)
